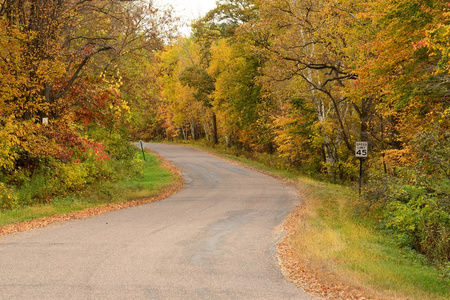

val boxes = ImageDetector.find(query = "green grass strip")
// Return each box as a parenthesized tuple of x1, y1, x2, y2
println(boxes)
(0, 152, 174, 227)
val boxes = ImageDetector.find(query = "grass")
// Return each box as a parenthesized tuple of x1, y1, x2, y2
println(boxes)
(293, 181, 450, 299)
(0, 151, 175, 227)
(182, 140, 450, 299)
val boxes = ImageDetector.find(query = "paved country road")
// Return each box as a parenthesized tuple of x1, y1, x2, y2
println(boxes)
(0, 143, 315, 300)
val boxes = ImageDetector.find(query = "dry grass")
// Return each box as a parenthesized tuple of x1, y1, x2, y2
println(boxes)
(280, 179, 450, 300)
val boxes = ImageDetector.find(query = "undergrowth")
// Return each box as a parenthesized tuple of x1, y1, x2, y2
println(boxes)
(0, 149, 174, 227)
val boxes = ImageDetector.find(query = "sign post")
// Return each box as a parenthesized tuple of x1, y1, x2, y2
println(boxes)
(355, 142, 368, 196)
(139, 140, 146, 161)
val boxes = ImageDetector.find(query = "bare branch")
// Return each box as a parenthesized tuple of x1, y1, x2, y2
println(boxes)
(54, 45, 113, 100)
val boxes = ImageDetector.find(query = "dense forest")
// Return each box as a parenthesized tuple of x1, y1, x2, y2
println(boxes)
(0, 0, 449, 264)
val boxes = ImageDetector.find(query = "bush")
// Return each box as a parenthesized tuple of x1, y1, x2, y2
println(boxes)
(104, 133, 137, 160)
(362, 123, 450, 265)
(0, 182, 18, 211)
(0, 116, 144, 211)
(364, 170, 450, 264)
(385, 185, 450, 262)
(0, 116, 20, 172)
(56, 162, 89, 191)
(16, 172, 58, 206)
(111, 151, 144, 180)
(85, 126, 136, 160)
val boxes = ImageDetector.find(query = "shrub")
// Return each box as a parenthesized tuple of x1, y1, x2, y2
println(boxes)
(112, 151, 144, 180)
(365, 173, 450, 264)
(0, 182, 18, 211)
(0, 117, 20, 172)
(104, 133, 137, 160)
(56, 162, 89, 191)
(0, 115, 144, 210)
(363, 123, 450, 264)
(15, 172, 59, 206)
(384, 184, 450, 260)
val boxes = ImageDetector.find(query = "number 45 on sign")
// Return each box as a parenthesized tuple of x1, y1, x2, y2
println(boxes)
(355, 142, 368, 158)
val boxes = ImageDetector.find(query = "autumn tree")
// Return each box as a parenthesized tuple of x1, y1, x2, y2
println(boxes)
(245, 1, 357, 176)
(158, 37, 215, 140)
(207, 37, 272, 150)
(0, 0, 175, 183)
(186, 0, 258, 145)
(345, 0, 450, 262)
(0, 0, 173, 121)
(178, 44, 218, 143)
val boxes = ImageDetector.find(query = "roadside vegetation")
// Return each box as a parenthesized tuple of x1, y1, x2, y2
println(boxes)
(0, 1, 178, 227)
(0, 145, 175, 228)
(291, 179, 450, 299)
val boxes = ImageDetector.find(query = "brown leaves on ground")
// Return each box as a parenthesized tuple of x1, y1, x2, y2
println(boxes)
(278, 201, 382, 300)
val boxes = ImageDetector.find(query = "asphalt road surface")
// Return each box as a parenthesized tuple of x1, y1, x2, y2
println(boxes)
(0, 143, 315, 300)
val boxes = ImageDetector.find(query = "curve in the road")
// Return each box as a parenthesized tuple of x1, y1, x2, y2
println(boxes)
(0, 143, 315, 299)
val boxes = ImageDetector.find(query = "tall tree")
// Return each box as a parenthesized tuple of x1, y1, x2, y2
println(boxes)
(158, 38, 214, 140)
(250, 0, 362, 175)
(187, 0, 258, 144)
(207, 38, 269, 150)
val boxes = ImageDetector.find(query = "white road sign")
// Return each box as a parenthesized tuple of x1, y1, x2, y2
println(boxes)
(355, 142, 368, 158)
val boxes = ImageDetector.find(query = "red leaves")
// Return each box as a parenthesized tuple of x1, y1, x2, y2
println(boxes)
(92, 142, 110, 161)
(412, 39, 426, 51)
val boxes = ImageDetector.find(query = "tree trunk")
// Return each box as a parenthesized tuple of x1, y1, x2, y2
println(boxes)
(202, 121, 209, 141)
(190, 120, 196, 140)
(212, 112, 218, 144)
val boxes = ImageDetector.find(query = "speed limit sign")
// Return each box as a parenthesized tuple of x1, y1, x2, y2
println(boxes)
(355, 142, 368, 158)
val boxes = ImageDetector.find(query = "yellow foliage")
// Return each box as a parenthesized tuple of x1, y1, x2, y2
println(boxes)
(273, 114, 307, 163)
(0, 117, 20, 172)
(383, 147, 416, 169)
(56, 162, 88, 191)
(0, 182, 18, 211)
